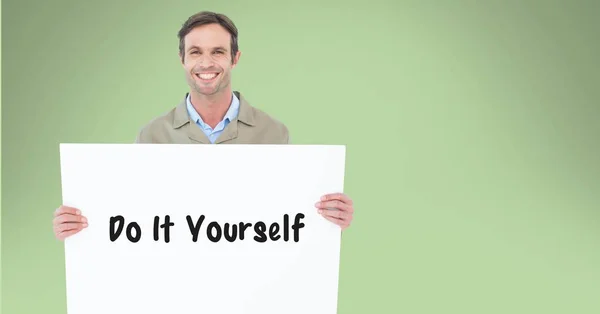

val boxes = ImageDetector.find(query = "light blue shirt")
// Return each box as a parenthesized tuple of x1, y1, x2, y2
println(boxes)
(186, 93, 240, 143)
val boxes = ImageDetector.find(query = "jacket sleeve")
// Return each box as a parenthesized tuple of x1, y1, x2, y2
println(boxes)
(134, 128, 149, 143)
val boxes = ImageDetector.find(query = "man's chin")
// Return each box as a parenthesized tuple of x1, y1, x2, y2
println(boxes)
(194, 86, 220, 96)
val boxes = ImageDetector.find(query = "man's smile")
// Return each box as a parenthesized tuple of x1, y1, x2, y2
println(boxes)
(195, 72, 220, 82)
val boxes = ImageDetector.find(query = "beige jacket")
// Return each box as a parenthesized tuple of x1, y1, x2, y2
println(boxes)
(135, 91, 289, 144)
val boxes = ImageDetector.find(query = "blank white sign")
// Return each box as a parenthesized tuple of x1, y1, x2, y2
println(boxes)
(59, 144, 345, 314)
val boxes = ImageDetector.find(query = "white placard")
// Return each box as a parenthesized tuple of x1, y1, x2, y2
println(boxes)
(59, 144, 345, 314)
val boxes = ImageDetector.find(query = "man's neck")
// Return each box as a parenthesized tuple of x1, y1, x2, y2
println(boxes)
(189, 89, 233, 128)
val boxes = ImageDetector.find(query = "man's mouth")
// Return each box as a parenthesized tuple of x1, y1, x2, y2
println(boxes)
(195, 72, 219, 82)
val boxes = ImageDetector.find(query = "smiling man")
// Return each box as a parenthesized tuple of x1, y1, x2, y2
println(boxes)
(52, 11, 355, 240)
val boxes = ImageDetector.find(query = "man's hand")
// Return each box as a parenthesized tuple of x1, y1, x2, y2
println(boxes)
(53, 205, 87, 240)
(315, 193, 354, 230)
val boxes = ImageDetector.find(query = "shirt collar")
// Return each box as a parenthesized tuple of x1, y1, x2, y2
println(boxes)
(185, 93, 240, 127)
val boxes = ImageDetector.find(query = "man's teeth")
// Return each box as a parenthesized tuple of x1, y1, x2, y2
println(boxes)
(198, 73, 217, 80)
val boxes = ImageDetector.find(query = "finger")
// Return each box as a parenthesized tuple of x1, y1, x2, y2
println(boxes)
(321, 193, 353, 205)
(54, 222, 87, 233)
(55, 226, 82, 239)
(319, 208, 352, 221)
(53, 214, 87, 225)
(321, 214, 344, 227)
(316, 200, 352, 212)
(57, 229, 83, 240)
(54, 205, 81, 217)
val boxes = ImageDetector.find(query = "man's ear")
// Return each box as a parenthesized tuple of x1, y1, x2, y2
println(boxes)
(179, 52, 184, 65)
(232, 51, 242, 68)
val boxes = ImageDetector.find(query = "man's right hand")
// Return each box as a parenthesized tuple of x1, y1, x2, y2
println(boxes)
(53, 205, 88, 240)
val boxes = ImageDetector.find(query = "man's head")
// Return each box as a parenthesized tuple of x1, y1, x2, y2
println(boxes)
(178, 11, 241, 97)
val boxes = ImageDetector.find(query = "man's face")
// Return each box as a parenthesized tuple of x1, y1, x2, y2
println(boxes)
(181, 23, 240, 97)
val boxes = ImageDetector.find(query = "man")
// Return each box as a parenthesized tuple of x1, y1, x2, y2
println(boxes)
(52, 11, 354, 240)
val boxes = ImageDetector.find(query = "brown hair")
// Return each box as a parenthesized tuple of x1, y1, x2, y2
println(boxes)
(177, 11, 239, 62)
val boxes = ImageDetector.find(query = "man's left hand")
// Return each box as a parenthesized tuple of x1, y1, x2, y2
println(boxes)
(315, 193, 354, 230)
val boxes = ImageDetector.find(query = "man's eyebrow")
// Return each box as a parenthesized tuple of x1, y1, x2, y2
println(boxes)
(187, 46, 228, 51)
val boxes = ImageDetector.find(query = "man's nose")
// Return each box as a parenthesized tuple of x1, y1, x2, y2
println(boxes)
(197, 55, 215, 66)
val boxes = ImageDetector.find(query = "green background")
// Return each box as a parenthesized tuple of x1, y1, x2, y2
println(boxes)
(3, 0, 600, 313)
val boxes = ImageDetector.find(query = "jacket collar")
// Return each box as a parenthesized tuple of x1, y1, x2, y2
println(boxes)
(173, 91, 256, 129)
